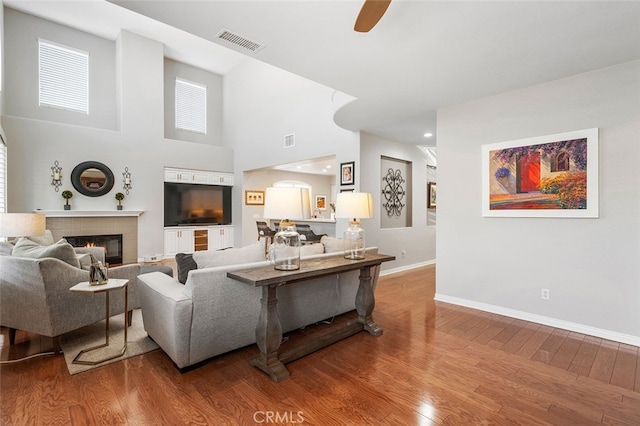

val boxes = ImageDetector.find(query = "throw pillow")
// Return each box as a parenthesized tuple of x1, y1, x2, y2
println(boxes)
(12, 238, 80, 268)
(300, 243, 325, 258)
(0, 241, 14, 256)
(26, 229, 55, 246)
(77, 253, 92, 271)
(175, 253, 197, 284)
(193, 242, 265, 269)
(320, 236, 344, 253)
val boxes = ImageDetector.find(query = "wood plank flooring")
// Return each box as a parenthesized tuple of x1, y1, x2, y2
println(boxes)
(1, 265, 639, 424)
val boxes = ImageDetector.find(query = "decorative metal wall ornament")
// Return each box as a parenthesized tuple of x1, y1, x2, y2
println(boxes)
(122, 167, 132, 195)
(381, 168, 406, 217)
(50, 160, 63, 192)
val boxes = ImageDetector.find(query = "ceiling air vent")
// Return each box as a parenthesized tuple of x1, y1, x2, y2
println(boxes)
(215, 29, 266, 53)
(284, 133, 295, 148)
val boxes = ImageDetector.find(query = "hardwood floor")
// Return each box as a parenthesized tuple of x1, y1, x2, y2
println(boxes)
(1, 265, 639, 425)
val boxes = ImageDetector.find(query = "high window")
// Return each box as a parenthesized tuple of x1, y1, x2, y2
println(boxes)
(175, 78, 207, 134)
(38, 39, 89, 113)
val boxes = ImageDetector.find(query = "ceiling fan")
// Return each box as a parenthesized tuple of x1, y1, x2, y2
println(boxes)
(354, 0, 392, 32)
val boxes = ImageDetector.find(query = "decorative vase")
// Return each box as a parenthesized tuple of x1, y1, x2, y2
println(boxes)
(64, 205, 71, 210)
(271, 222, 301, 271)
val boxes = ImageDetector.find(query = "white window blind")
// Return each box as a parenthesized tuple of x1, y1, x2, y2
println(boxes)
(175, 78, 207, 134)
(38, 39, 89, 113)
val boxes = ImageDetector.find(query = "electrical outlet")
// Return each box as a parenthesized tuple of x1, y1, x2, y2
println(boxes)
(541, 288, 550, 300)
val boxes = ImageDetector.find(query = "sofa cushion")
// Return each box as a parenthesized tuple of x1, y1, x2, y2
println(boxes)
(26, 229, 55, 246)
(11, 238, 81, 268)
(320, 236, 344, 253)
(192, 242, 265, 269)
(300, 243, 325, 257)
(175, 253, 197, 284)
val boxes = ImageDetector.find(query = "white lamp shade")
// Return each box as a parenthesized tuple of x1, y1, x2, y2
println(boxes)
(0, 213, 46, 237)
(335, 192, 374, 220)
(262, 187, 311, 220)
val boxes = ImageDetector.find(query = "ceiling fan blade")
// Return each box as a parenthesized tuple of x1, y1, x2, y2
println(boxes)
(354, 0, 392, 32)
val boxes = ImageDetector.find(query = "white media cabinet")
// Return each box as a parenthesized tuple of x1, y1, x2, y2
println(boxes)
(164, 167, 234, 257)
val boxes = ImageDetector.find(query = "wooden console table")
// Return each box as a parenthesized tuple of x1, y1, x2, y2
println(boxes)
(227, 253, 395, 382)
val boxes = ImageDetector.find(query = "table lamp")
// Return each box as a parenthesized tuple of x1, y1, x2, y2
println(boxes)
(262, 187, 311, 270)
(0, 213, 46, 240)
(335, 192, 374, 260)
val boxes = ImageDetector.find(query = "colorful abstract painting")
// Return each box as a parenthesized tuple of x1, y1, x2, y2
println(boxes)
(482, 128, 599, 218)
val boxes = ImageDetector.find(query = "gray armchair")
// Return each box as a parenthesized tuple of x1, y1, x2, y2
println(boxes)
(0, 247, 140, 350)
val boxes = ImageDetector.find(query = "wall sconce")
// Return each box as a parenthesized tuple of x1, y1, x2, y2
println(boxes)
(51, 160, 63, 192)
(122, 167, 132, 195)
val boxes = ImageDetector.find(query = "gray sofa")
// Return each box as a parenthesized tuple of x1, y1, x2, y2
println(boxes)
(0, 241, 141, 348)
(137, 240, 380, 370)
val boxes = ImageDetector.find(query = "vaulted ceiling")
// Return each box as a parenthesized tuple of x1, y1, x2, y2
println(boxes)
(7, 1, 640, 146)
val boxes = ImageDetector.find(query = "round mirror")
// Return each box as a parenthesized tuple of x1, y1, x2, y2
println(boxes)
(71, 161, 115, 197)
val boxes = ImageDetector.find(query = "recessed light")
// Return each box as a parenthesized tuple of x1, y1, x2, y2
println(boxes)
(326, 165, 332, 168)
(296, 165, 302, 170)
(424, 132, 433, 138)
(322, 169, 327, 173)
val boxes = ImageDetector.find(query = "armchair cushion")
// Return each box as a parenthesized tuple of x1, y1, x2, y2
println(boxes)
(11, 238, 80, 268)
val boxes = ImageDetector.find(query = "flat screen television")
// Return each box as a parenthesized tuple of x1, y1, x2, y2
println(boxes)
(164, 182, 232, 227)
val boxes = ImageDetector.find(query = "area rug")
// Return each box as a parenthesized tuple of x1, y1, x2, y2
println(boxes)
(60, 309, 159, 375)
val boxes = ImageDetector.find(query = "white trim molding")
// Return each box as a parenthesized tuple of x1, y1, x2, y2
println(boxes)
(380, 259, 435, 277)
(434, 294, 640, 347)
(34, 210, 144, 217)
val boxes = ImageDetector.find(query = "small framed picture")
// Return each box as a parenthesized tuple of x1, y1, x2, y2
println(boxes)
(340, 161, 355, 186)
(245, 190, 265, 206)
(427, 182, 436, 209)
(315, 194, 327, 210)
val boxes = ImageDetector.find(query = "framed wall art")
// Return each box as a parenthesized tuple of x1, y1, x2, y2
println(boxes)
(315, 194, 327, 210)
(340, 161, 355, 186)
(245, 190, 265, 206)
(481, 128, 598, 218)
(427, 182, 436, 209)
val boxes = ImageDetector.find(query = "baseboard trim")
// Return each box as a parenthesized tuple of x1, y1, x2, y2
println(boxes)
(380, 260, 435, 276)
(434, 294, 640, 347)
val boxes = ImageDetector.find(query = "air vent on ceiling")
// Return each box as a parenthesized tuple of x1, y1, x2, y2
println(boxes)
(284, 133, 295, 148)
(215, 29, 266, 53)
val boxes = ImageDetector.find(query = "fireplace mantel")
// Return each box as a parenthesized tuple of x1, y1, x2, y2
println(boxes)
(34, 210, 145, 218)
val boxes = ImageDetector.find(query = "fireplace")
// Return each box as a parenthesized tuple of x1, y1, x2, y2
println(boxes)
(65, 234, 123, 265)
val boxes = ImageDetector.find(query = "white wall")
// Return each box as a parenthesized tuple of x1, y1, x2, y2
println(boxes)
(2, 11, 233, 258)
(223, 59, 359, 243)
(163, 58, 223, 145)
(361, 132, 436, 272)
(3, 8, 117, 130)
(436, 60, 640, 344)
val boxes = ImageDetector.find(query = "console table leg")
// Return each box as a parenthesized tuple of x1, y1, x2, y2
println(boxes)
(251, 284, 290, 382)
(356, 266, 383, 336)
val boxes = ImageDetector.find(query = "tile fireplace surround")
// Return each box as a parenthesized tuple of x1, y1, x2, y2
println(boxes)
(39, 211, 143, 265)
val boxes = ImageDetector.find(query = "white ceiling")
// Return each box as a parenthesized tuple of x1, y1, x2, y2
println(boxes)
(7, 0, 640, 150)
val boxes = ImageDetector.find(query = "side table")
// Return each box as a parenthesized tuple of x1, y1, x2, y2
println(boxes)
(69, 278, 129, 365)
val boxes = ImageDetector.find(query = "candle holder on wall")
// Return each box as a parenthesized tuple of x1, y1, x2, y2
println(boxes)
(51, 160, 63, 192)
(122, 167, 132, 195)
